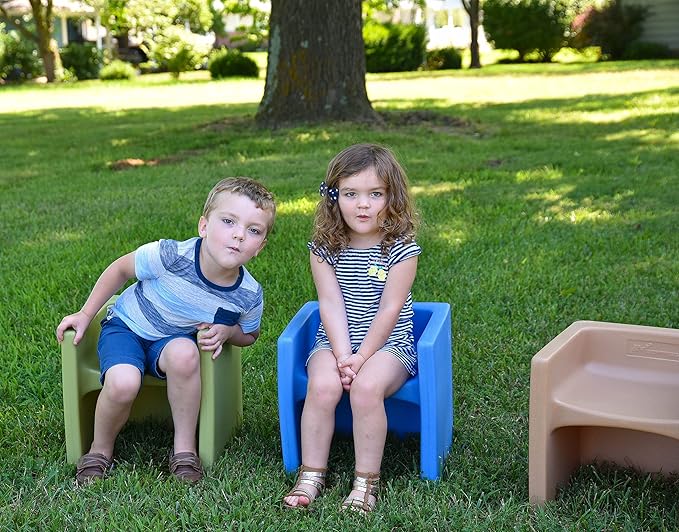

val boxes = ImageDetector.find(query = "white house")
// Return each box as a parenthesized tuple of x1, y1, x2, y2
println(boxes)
(393, 0, 491, 51)
(1, 0, 103, 49)
(634, 0, 679, 52)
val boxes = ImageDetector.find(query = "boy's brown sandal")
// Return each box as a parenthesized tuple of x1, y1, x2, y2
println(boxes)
(341, 471, 380, 514)
(169, 451, 203, 483)
(75, 452, 113, 485)
(283, 465, 327, 509)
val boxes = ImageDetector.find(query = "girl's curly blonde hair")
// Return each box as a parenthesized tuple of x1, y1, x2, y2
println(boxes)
(311, 143, 418, 258)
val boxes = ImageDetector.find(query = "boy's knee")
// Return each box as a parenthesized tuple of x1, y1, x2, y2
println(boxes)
(161, 339, 200, 378)
(103, 366, 142, 404)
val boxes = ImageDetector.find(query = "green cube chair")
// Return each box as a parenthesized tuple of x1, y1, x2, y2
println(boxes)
(61, 296, 242, 467)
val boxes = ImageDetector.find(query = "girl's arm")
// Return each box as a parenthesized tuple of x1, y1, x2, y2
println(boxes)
(310, 250, 352, 360)
(339, 255, 418, 376)
(56, 252, 137, 345)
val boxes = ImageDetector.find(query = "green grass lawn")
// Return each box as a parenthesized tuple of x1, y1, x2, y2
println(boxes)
(1, 60, 678, 529)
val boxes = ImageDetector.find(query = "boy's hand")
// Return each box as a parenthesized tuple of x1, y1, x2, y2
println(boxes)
(56, 311, 93, 345)
(197, 323, 234, 359)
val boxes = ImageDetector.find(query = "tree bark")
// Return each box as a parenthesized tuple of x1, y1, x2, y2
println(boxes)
(256, 0, 379, 127)
(462, 0, 481, 69)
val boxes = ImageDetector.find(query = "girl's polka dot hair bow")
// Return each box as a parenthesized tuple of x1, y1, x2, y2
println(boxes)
(319, 181, 339, 204)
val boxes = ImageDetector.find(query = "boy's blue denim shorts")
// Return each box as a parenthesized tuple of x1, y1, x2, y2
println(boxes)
(97, 316, 197, 384)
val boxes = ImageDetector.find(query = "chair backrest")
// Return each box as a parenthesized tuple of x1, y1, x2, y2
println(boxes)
(412, 306, 432, 342)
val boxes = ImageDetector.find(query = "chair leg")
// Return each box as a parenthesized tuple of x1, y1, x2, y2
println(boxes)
(62, 331, 100, 464)
(197, 344, 243, 467)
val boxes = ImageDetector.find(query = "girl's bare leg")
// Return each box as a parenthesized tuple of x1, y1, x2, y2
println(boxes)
(347, 352, 409, 501)
(284, 349, 343, 507)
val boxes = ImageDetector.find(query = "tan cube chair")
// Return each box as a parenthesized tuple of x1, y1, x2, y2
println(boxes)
(529, 320, 679, 505)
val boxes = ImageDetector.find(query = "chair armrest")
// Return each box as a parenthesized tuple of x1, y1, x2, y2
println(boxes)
(415, 302, 451, 376)
(277, 301, 320, 398)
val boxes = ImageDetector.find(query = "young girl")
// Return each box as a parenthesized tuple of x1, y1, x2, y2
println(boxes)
(283, 143, 420, 513)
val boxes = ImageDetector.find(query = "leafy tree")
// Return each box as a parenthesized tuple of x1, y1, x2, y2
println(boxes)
(572, 0, 647, 59)
(146, 25, 210, 78)
(0, 0, 62, 81)
(94, 0, 212, 53)
(0, 21, 42, 80)
(482, 0, 570, 62)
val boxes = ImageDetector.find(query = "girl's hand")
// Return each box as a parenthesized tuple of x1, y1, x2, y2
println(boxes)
(197, 323, 233, 359)
(56, 311, 93, 345)
(337, 363, 354, 391)
(337, 353, 367, 389)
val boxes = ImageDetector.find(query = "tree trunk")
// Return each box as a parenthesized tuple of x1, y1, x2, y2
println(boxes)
(256, 0, 378, 127)
(469, 0, 481, 69)
(31, 0, 62, 82)
(463, 0, 481, 69)
(37, 37, 63, 82)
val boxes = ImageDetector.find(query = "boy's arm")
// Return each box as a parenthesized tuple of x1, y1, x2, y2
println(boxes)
(56, 252, 136, 345)
(310, 251, 352, 361)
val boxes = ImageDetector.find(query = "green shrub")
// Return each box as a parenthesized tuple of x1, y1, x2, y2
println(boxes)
(99, 60, 137, 80)
(60, 42, 103, 80)
(147, 26, 211, 79)
(363, 21, 426, 73)
(208, 48, 259, 78)
(482, 0, 570, 62)
(622, 40, 673, 60)
(425, 47, 462, 70)
(572, 0, 647, 60)
(0, 25, 43, 82)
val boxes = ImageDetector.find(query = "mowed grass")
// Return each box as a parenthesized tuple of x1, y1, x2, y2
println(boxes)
(1, 60, 678, 530)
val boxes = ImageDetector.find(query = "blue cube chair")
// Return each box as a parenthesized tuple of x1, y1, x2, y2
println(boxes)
(277, 301, 453, 480)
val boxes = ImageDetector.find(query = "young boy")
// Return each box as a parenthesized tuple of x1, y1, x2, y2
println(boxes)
(56, 177, 276, 485)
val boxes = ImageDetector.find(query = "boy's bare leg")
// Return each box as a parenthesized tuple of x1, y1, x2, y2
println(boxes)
(89, 363, 142, 458)
(158, 338, 201, 455)
(284, 349, 343, 507)
(348, 352, 408, 500)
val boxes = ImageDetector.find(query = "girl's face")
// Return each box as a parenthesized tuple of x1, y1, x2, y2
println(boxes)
(337, 166, 387, 248)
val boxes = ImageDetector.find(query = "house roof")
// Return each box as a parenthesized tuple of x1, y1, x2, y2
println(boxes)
(1, 0, 95, 16)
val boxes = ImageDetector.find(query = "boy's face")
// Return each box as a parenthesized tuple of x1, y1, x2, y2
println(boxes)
(198, 191, 271, 281)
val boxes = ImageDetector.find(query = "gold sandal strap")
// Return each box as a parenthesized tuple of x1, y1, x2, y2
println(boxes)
(286, 466, 326, 500)
(342, 471, 379, 512)
(352, 471, 379, 497)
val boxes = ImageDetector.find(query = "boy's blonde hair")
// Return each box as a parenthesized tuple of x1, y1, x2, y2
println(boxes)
(312, 143, 418, 257)
(203, 177, 276, 234)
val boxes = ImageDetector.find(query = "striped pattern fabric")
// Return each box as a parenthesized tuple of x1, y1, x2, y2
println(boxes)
(111, 237, 263, 340)
(308, 239, 421, 375)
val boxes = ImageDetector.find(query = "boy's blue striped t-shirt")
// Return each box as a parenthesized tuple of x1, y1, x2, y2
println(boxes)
(111, 237, 263, 340)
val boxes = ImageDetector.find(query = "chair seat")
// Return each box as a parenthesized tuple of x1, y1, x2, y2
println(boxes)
(555, 364, 679, 425)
